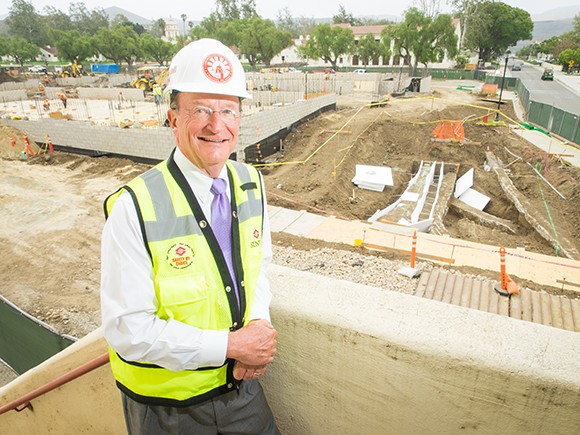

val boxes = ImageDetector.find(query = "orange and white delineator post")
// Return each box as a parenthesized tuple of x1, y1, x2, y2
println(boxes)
(410, 230, 417, 268)
(398, 230, 421, 278)
(494, 247, 520, 296)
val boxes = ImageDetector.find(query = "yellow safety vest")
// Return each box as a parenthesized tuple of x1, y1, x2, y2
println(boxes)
(104, 151, 265, 406)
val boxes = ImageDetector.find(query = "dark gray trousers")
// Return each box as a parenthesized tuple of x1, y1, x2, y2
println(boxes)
(121, 380, 280, 435)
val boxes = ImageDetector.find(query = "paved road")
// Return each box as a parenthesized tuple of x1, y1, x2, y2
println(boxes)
(511, 63, 580, 115)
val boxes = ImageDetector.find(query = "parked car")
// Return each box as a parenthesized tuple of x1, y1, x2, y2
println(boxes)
(353, 69, 367, 74)
(511, 61, 523, 71)
(28, 65, 47, 73)
(541, 68, 554, 81)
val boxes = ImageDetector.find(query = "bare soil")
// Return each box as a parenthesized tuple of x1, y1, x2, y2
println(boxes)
(0, 85, 578, 345)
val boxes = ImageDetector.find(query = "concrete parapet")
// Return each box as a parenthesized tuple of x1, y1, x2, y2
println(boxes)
(265, 265, 580, 434)
(2, 267, 579, 433)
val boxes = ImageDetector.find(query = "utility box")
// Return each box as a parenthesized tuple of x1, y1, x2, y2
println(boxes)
(91, 64, 120, 74)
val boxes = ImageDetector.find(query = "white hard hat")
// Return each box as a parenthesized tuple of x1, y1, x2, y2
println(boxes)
(165, 38, 251, 99)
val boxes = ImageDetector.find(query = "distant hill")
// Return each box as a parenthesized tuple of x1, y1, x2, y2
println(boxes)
(531, 5, 580, 21)
(104, 7, 153, 26)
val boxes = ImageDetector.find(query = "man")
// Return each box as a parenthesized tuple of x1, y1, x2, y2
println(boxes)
(101, 39, 279, 434)
(153, 83, 163, 105)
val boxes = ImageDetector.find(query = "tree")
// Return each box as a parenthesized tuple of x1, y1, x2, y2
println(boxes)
(356, 33, 390, 67)
(333, 5, 362, 26)
(150, 19, 166, 38)
(276, 8, 316, 38)
(214, 0, 257, 21)
(4, 36, 40, 66)
(42, 6, 74, 34)
(558, 48, 580, 70)
(180, 14, 187, 36)
(94, 25, 139, 67)
(416, 0, 442, 18)
(299, 23, 355, 70)
(464, 1, 532, 62)
(387, 8, 458, 75)
(69, 2, 110, 36)
(450, 0, 483, 50)
(238, 17, 293, 66)
(140, 34, 176, 65)
(6, 0, 49, 47)
(48, 29, 94, 63)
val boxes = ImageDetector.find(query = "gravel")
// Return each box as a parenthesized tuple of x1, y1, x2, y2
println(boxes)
(272, 245, 435, 295)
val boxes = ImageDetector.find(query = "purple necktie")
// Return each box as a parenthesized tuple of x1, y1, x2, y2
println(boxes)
(210, 178, 238, 304)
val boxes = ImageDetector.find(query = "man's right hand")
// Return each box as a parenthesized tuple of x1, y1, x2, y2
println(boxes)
(227, 319, 277, 366)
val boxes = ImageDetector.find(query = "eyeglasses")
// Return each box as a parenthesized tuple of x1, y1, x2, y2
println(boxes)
(184, 106, 241, 124)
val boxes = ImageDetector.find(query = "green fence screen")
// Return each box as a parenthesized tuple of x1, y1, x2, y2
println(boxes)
(0, 295, 74, 374)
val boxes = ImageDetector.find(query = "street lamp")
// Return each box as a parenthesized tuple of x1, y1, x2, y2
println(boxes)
(495, 49, 511, 122)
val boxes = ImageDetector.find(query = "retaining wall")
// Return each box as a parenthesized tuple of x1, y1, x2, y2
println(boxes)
(1, 94, 337, 162)
(1, 265, 579, 434)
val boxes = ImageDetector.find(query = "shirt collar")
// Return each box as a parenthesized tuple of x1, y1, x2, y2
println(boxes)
(173, 147, 229, 204)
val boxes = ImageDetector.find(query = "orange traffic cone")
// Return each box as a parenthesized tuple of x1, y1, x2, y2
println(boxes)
(494, 247, 519, 296)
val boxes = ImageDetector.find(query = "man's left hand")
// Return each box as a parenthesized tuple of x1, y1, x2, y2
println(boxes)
(233, 361, 268, 381)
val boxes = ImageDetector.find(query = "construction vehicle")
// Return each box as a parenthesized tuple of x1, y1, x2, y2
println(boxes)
(59, 59, 86, 78)
(131, 66, 168, 92)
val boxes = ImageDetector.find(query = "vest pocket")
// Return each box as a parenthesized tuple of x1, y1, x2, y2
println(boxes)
(156, 273, 210, 326)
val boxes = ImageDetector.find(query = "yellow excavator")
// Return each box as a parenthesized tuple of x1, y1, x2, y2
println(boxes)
(131, 66, 168, 92)
(59, 59, 86, 78)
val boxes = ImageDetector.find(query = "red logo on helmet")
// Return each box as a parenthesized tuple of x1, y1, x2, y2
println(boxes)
(203, 54, 233, 83)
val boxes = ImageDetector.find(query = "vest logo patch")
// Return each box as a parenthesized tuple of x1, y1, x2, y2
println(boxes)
(166, 243, 194, 269)
(251, 229, 261, 248)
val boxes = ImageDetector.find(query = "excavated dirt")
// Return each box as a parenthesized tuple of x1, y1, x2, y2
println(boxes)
(0, 85, 579, 348)
(264, 91, 580, 257)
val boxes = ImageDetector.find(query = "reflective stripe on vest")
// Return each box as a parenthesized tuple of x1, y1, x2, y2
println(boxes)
(104, 153, 264, 406)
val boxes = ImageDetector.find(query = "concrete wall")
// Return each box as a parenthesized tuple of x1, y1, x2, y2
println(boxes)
(77, 87, 146, 101)
(1, 265, 579, 434)
(1, 94, 336, 161)
(0, 89, 27, 103)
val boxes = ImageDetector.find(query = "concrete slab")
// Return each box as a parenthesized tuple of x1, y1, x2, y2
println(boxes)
(282, 211, 327, 237)
(269, 208, 305, 233)
(307, 217, 370, 246)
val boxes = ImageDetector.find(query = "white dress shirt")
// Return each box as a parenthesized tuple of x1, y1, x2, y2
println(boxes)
(100, 147, 272, 372)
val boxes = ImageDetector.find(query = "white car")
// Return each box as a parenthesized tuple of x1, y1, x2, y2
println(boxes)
(353, 69, 367, 74)
(28, 65, 47, 73)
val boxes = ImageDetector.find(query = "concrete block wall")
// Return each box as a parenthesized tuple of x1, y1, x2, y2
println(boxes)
(77, 87, 146, 101)
(43, 87, 64, 99)
(107, 75, 132, 87)
(0, 82, 28, 92)
(0, 90, 27, 102)
(1, 94, 336, 162)
(1, 118, 174, 161)
(55, 77, 100, 87)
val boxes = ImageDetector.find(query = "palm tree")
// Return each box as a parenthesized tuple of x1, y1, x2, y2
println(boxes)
(180, 14, 187, 36)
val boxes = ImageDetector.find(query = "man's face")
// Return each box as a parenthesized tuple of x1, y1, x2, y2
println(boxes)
(167, 92, 240, 177)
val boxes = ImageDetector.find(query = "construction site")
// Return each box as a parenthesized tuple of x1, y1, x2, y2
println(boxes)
(0, 65, 580, 433)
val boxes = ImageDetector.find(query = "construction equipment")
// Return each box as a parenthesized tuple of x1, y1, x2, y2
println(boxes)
(59, 59, 86, 78)
(131, 66, 168, 92)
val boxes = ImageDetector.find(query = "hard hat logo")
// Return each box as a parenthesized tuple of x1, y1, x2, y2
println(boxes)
(203, 54, 233, 83)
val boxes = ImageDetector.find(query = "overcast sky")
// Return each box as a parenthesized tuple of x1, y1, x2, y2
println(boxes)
(1, 0, 579, 21)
